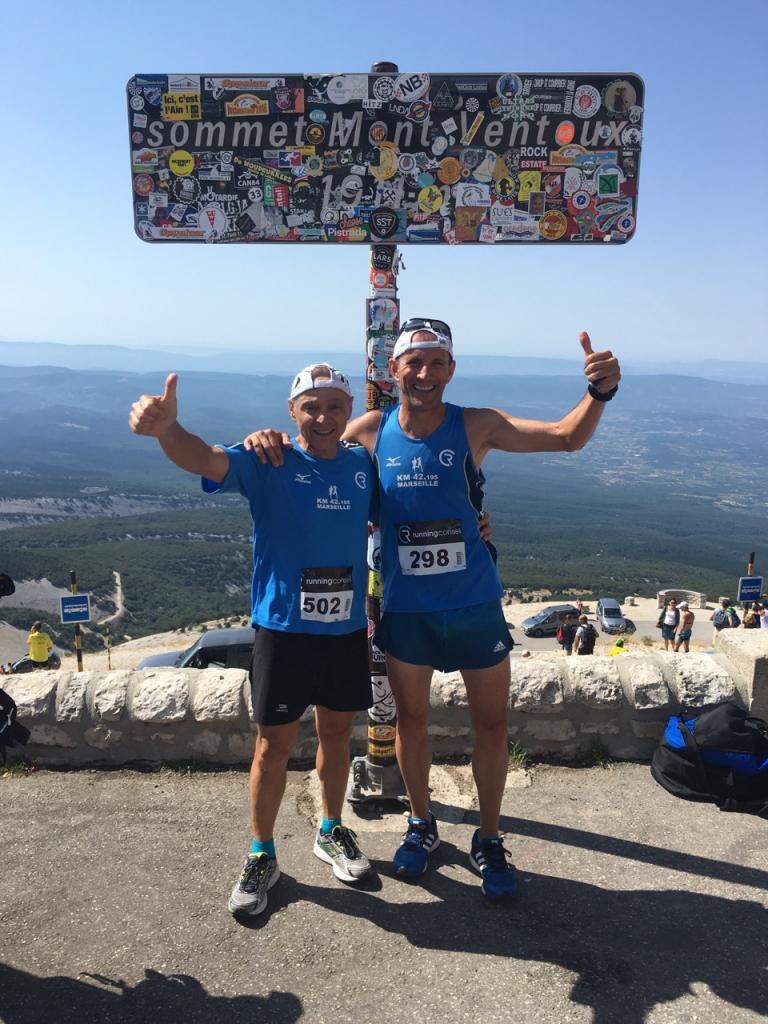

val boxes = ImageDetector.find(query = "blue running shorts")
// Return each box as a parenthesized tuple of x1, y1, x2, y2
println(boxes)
(374, 600, 512, 672)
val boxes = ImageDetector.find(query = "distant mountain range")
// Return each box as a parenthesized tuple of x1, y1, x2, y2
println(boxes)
(2, 339, 767, 383)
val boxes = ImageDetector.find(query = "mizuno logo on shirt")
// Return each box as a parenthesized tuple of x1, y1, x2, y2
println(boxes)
(386, 457, 401, 467)
(295, 474, 311, 484)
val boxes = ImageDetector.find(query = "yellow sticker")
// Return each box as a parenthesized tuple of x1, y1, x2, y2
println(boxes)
(418, 184, 443, 213)
(368, 569, 383, 598)
(168, 149, 195, 177)
(225, 94, 269, 117)
(461, 112, 485, 145)
(370, 147, 399, 181)
(539, 210, 567, 240)
(161, 92, 201, 121)
(518, 171, 541, 202)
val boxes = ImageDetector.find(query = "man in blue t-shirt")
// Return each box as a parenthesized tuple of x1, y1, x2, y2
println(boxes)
(129, 363, 375, 919)
(245, 318, 621, 904)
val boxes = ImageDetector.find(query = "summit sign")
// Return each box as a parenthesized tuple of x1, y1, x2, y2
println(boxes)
(127, 71, 644, 245)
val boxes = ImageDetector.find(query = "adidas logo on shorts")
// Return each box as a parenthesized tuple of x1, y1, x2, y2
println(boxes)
(492, 641, 507, 653)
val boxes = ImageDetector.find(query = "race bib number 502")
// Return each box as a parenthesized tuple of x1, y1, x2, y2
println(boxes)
(397, 519, 466, 576)
(300, 566, 354, 622)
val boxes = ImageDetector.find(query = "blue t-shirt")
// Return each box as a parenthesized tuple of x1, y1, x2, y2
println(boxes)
(203, 442, 374, 635)
(374, 403, 502, 613)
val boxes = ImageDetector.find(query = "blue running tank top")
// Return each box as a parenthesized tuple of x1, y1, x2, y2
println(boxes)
(374, 403, 503, 613)
(202, 442, 374, 635)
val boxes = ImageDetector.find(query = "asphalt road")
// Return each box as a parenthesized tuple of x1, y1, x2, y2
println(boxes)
(1, 762, 766, 1024)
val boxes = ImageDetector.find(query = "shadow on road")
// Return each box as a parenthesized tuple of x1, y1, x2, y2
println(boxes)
(0, 965, 303, 1024)
(280, 845, 766, 1024)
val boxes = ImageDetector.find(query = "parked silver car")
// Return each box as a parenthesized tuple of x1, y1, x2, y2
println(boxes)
(596, 598, 635, 635)
(521, 604, 581, 638)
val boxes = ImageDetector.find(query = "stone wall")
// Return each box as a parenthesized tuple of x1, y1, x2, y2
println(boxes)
(4, 632, 767, 767)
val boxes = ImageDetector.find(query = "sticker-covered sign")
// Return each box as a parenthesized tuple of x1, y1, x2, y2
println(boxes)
(127, 71, 644, 245)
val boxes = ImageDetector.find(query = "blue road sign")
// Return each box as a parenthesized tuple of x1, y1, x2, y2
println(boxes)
(60, 594, 91, 624)
(737, 576, 764, 603)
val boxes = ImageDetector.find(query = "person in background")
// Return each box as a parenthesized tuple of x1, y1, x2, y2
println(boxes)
(710, 597, 739, 637)
(657, 598, 679, 651)
(741, 602, 762, 629)
(27, 621, 53, 669)
(608, 637, 627, 656)
(760, 601, 768, 629)
(573, 615, 598, 655)
(674, 601, 695, 652)
(559, 613, 577, 656)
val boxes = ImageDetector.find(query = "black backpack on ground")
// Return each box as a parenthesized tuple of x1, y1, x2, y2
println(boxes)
(651, 700, 768, 818)
(0, 687, 30, 763)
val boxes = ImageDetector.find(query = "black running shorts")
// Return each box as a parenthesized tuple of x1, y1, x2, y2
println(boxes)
(249, 627, 372, 726)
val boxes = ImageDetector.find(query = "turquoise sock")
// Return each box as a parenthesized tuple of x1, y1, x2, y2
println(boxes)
(321, 817, 342, 834)
(250, 837, 275, 858)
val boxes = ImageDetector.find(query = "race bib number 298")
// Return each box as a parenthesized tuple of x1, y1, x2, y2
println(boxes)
(300, 566, 353, 622)
(397, 519, 466, 576)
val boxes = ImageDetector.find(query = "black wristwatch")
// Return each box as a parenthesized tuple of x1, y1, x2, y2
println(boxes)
(588, 382, 619, 402)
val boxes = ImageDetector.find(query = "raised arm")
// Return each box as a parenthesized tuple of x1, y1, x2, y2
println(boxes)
(465, 332, 620, 465)
(129, 373, 229, 483)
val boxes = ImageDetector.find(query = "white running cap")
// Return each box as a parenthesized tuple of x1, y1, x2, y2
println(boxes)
(392, 325, 453, 360)
(289, 364, 352, 400)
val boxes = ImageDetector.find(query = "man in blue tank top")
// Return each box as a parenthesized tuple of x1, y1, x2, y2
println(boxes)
(129, 364, 376, 919)
(245, 319, 621, 902)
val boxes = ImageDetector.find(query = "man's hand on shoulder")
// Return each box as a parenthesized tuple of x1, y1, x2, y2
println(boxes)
(129, 372, 179, 438)
(243, 429, 292, 466)
(580, 331, 621, 394)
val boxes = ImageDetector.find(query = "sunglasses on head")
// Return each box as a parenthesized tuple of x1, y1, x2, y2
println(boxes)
(399, 317, 452, 340)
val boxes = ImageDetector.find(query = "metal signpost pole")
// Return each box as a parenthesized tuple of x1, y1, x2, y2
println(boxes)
(348, 61, 407, 805)
(70, 569, 84, 673)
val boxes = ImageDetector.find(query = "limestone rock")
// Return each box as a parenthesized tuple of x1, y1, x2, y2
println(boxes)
(84, 726, 123, 749)
(191, 670, 245, 721)
(616, 654, 671, 709)
(189, 730, 222, 757)
(565, 659, 624, 708)
(228, 733, 256, 759)
(56, 671, 90, 722)
(91, 671, 130, 721)
(130, 671, 189, 723)
(5, 674, 58, 719)
(431, 670, 468, 708)
(28, 724, 77, 748)
(668, 654, 735, 707)
(524, 719, 577, 742)
(580, 719, 621, 735)
(509, 661, 565, 713)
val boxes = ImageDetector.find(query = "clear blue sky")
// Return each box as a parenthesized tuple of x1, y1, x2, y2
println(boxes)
(2, 0, 766, 362)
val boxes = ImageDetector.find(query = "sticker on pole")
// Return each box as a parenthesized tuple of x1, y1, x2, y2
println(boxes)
(127, 71, 644, 245)
(60, 595, 92, 624)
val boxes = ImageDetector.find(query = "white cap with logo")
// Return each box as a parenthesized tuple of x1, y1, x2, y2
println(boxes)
(289, 364, 352, 401)
(392, 318, 453, 360)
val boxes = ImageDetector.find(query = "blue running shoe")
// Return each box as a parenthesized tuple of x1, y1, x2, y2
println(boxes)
(469, 830, 517, 901)
(393, 813, 440, 878)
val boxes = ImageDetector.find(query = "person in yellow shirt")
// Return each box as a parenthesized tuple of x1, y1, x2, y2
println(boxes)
(27, 621, 53, 668)
(608, 637, 627, 656)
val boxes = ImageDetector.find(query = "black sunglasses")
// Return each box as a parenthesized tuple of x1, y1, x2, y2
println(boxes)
(399, 317, 452, 341)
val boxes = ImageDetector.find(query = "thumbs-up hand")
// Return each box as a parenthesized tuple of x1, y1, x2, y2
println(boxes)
(579, 331, 621, 394)
(129, 372, 180, 437)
